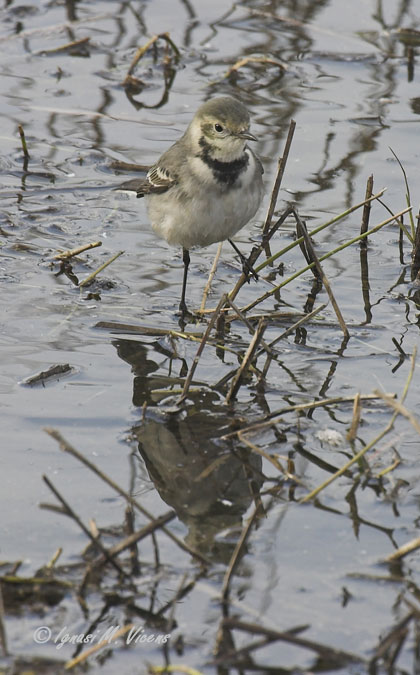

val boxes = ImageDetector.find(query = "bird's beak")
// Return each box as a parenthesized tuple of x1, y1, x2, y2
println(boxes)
(237, 130, 258, 142)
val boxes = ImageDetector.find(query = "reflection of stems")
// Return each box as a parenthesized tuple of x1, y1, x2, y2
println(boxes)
(225, 318, 267, 404)
(177, 293, 227, 406)
(123, 32, 180, 85)
(222, 55, 287, 82)
(360, 242, 372, 324)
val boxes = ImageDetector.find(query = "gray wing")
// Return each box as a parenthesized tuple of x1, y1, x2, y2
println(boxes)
(116, 144, 181, 198)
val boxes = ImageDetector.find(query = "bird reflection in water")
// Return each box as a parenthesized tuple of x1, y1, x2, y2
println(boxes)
(114, 338, 264, 562)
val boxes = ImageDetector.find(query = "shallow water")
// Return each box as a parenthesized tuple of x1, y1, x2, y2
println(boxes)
(1, 0, 420, 673)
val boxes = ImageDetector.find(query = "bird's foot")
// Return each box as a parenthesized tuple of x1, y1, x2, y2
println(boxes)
(178, 299, 188, 315)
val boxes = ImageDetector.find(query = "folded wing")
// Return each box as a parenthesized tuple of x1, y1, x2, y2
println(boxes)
(117, 164, 177, 199)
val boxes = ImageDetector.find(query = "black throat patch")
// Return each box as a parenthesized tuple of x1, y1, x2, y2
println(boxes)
(198, 137, 249, 186)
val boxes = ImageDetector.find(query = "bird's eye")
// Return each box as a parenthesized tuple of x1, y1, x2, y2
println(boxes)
(214, 123, 224, 133)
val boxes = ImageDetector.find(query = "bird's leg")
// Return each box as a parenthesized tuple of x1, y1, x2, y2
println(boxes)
(228, 239, 259, 282)
(179, 247, 190, 314)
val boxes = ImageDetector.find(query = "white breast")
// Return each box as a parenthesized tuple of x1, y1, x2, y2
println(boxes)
(147, 150, 263, 249)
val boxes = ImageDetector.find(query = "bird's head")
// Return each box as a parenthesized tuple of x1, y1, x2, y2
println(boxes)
(189, 96, 257, 161)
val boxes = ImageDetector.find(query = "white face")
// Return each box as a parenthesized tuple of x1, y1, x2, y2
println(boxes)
(197, 115, 250, 159)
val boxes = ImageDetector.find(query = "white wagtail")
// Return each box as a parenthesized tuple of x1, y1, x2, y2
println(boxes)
(118, 96, 264, 314)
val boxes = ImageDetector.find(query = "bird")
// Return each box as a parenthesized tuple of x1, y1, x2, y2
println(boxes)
(118, 96, 264, 314)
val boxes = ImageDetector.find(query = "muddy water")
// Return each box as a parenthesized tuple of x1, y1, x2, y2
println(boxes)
(1, 0, 420, 673)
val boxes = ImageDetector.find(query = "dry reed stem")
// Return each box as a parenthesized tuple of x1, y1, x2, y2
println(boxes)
(177, 293, 227, 406)
(399, 216, 405, 263)
(225, 295, 274, 355)
(225, 318, 267, 403)
(238, 432, 283, 472)
(377, 198, 413, 242)
(46, 548, 63, 569)
(220, 506, 261, 606)
(156, 575, 200, 619)
(375, 452, 401, 478)
(39, 36, 90, 55)
(360, 174, 374, 243)
(389, 147, 415, 238)
(242, 205, 411, 313)
(226, 204, 296, 304)
(370, 611, 414, 666)
(18, 124, 29, 158)
(42, 475, 126, 576)
(403, 598, 420, 620)
(44, 428, 210, 566)
(220, 617, 365, 665)
(301, 346, 417, 503)
(199, 241, 223, 312)
(222, 55, 287, 81)
(212, 635, 278, 667)
(0, 584, 7, 657)
(65, 623, 136, 670)
(149, 666, 204, 675)
(224, 309, 308, 324)
(91, 511, 175, 569)
(95, 321, 203, 339)
(347, 393, 361, 442)
(22, 364, 73, 386)
(223, 393, 395, 439)
(54, 241, 102, 260)
(412, 210, 420, 271)
(296, 212, 349, 337)
(263, 119, 296, 236)
(255, 189, 387, 277)
(238, 431, 305, 484)
(385, 537, 420, 562)
(79, 250, 124, 288)
(263, 302, 328, 353)
(373, 389, 420, 435)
